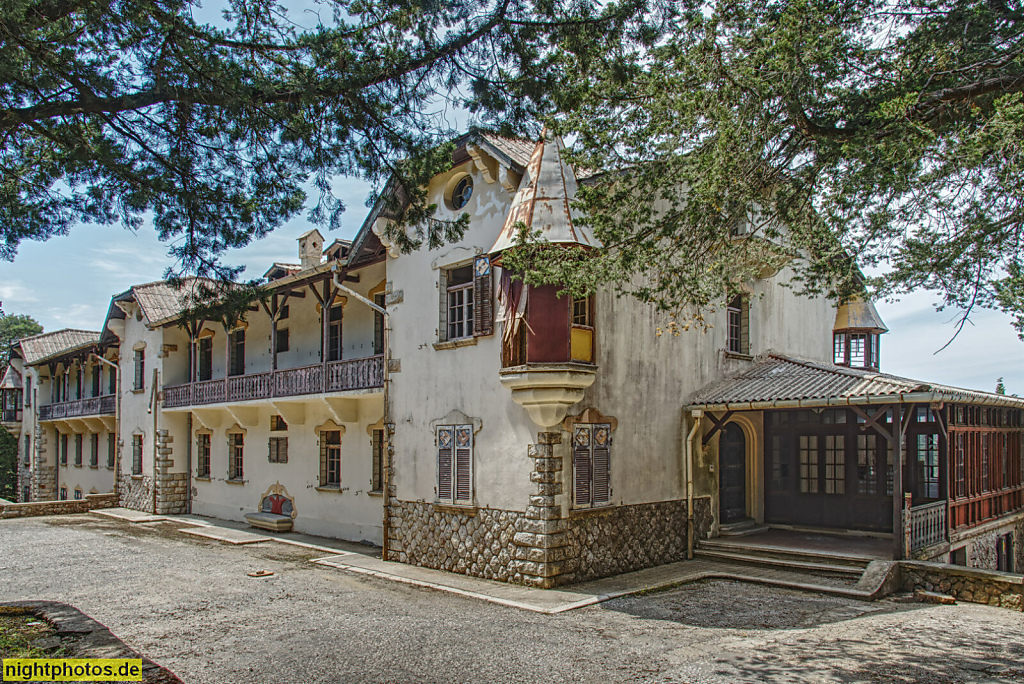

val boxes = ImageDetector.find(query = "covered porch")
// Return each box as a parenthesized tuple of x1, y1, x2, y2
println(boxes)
(688, 355, 1024, 560)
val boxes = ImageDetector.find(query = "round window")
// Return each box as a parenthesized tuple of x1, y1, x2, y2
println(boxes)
(451, 176, 473, 210)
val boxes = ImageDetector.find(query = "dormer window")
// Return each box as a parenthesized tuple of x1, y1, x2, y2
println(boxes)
(833, 297, 887, 372)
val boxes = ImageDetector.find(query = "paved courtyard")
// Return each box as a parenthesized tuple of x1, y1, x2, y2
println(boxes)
(1, 514, 1022, 683)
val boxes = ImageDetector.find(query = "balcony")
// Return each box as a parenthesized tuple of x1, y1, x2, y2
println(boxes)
(38, 395, 116, 421)
(163, 355, 385, 409)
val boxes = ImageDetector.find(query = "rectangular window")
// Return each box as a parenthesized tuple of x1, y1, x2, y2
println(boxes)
(573, 424, 611, 508)
(955, 433, 966, 498)
(196, 337, 213, 382)
(824, 435, 845, 494)
(229, 329, 246, 376)
(857, 433, 878, 494)
(572, 296, 592, 327)
(23, 435, 31, 466)
(60, 433, 68, 466)
(799, 435, 819, 493)
(107, 433, 116, 468)
(268, 436, 288, 464)
(228, 433, 244, 480)
(870, 334, 880, 369)
(133, 349, 145, 391)
(373, 293, 386, 356)
(849, 333, 867, 367)
(981, 433, 990, 491)
(916, 434, 940, 499)
(437, 424, 473, 504)
(196, 434, 210, 477)
(328, 305, 344, 361)
(25, 376, 31, 407)
(74, 433, 83, 466)
(833, 333, 847, 364)
(90, 433, 99, 467)
(275, 327, 290, 354)
(447, 285, 473, 340)
(132, 434, 143, 475)
(371, 428, 385, 492)
(108, 366, 116, 394)
(91, 365, 101, 397)
(74, 489, 82, 500)
(770, 435, 789, 490)
(60, 487, 67, 501)
(726, 294, 749, 355)
(321, 430, 342, 487)
(270, 415, 288, 431)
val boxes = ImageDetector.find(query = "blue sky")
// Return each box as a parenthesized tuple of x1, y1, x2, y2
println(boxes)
(0, 172, 1020, 395)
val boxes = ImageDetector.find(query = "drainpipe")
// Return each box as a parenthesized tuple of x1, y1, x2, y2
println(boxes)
(331, 269, 392, 559)
(91, 354, 119, 499)
(149, 367, 159, 514)
(684, 409, 703, 559)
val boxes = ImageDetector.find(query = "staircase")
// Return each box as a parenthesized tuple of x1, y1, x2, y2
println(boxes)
(695, 536, 875, 580)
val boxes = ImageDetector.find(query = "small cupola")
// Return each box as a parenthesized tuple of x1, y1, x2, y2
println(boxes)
(833, 297, 887, 371)
(297, 229, 324, 271)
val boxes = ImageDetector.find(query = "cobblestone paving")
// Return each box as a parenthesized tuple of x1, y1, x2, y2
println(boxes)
(1, 515, 1022, 684)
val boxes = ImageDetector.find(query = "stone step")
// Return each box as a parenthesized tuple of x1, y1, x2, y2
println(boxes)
(698, 538, 873, 569)
(719, 521, 771, 537)
(694, 549, 866, 577)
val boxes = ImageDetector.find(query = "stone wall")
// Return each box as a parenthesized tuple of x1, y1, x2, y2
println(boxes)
(0, 492, 117, 519)
(901, 561, 1023, 611)
(387, 428, 715, 588)
(946, 511, 1024, 571)
(31, 424, 55, 502)
(565, 497, 712, 583)
(118, 473, 154, 512)
(386, 502, 522, 581)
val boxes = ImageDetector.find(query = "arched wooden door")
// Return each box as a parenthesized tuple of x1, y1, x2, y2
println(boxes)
(719, 423, 747, 524)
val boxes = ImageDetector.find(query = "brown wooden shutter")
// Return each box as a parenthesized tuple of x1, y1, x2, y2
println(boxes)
(573, 425, 592, 506)
(592, 424, 611, 504)
(473, 256, 494, 337)
(319, 433, 328, 485)
(455, 425, 472, 503)
(437, 427, 454, 501)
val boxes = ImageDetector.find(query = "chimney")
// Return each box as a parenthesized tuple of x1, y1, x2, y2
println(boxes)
(297, 229, 324, 271)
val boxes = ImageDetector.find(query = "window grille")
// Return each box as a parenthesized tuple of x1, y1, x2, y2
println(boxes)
(132, 434, 143, 475)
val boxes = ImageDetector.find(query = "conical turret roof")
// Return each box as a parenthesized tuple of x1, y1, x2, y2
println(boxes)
(489, 130, 600, 255)
(834, 296, 888, 333)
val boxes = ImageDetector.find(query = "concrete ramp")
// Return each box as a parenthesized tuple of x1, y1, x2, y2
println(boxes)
(91, 508, 168, 523)
(180, 526, 271, 545)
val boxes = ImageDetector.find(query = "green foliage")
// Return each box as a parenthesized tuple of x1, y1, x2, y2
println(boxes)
(514, 0, 1024, 333)
(0, 313, 42, 370)
(0, 427, 15, 501)
(0, 0, 655, 281)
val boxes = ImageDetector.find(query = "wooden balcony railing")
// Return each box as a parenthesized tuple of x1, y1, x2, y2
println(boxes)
(38, 395, 116, 421)
(163, 355, 384, 409)
(909, 500, 947, 552)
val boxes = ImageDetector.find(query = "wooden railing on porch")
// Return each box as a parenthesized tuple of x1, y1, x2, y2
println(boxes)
(38, 395, 116, 421)
(909, 500, 947, 552)
(162, 355, 384, 409)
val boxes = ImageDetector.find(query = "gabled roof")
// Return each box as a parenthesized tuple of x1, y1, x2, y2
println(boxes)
(0, 366, 22, 390)
(490, 131, 600, 255)
(263, 263, 302, 281)
(687, 354, 1024, 410)
(15, 329, 100, 365)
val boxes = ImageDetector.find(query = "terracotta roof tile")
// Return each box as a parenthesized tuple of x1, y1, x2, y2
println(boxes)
(17, 329, 100, 365)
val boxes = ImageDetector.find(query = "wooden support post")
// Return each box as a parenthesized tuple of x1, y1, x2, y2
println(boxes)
(270, 293, 279, 372)
(893, 403, 905, 560)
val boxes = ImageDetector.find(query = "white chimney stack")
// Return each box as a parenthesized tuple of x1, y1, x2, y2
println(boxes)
(297, 229, 324, 271)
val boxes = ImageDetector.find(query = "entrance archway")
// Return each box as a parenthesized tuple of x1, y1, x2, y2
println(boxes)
(719, 422, 747, 524)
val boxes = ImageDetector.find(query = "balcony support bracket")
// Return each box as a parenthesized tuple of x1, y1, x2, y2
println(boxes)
(272, 401, 307, 426)
(321, 396, 359, 424)
(226, 405, 260, 428)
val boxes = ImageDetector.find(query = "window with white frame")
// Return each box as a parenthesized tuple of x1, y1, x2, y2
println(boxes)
(572, 423, 611, 507)
(726, 294, 749, 355)
(436, 425, 473, 504)
(320, 430, 342, 487)
(445, 265, 474, 340)
(228, 433, 244, 480)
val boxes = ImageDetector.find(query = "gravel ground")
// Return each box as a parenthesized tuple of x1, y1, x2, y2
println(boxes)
(1, 515, 1022, 684)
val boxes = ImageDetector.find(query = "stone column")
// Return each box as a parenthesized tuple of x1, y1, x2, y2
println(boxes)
(153, 430, 187, 515)
(512, 431, 577, 588)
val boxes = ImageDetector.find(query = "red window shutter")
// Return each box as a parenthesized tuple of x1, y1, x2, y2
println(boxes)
(573, 425, 592, 506)
(455, 425, 473, 502)
(437, 427, 454, 501)
(473, 256, 494, 337)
